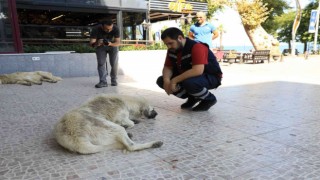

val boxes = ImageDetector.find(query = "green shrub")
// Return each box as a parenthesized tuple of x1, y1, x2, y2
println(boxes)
(119, 43, 167, 51)
(23, 44, 95, 53)
(23, 43, 167, 53)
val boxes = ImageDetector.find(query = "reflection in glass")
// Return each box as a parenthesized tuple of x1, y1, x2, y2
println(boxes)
(0, 0, 15, 52)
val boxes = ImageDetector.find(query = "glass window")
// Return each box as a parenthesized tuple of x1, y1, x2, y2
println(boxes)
(17, 9, 116, 46)
(0, 0, 15, 53)
(122, 12, 145, 44)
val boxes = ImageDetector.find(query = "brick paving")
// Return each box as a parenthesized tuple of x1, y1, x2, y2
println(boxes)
(1, 54, 320, 179)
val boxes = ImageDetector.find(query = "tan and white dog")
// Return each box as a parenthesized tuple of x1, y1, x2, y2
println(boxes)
(0, 71, 62, 86)
(54, 94, 163, 154)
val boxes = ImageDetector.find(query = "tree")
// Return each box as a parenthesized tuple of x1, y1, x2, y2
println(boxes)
(296, 0, 320, 52)
(275, 11, 296, 47)
(235, 0, 281, 56)
(260, 0, 290, 35)
(276, 0, 320, 52)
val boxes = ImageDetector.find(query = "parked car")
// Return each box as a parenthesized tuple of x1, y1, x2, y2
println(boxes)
(282, 49, 299, 56)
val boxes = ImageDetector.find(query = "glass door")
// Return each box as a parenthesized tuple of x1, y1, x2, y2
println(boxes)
(0, 0, 22, 53)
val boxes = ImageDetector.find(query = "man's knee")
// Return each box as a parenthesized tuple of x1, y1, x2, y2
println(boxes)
(97, 61, 106, 67)
(181, 78, 196, 90)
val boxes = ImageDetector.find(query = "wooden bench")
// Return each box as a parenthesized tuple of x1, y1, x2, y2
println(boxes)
(243, 50, 271, 64)
(222, 50, 242, 64)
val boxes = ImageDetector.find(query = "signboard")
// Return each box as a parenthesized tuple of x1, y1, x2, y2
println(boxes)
(308, 10, 318, 33)
(168, 0, 193, 13)
(149, 0, 207, 14)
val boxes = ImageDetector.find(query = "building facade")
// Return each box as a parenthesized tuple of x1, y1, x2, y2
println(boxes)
(0, 0, 207, 54)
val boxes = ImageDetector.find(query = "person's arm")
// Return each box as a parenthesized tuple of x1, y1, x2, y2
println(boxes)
(162, 66, 174, 95)
(212, 29, 219, 40)
(109, 27, 121, 47)
(89, 38, 97, 47)
(170, 64, 204, 89)
(170, 44, 208, 89)
(89, 27, 100, 47)
(109, 37, 120, 47)
(188, 31, 195, 40)
(188, 25, 195, 40)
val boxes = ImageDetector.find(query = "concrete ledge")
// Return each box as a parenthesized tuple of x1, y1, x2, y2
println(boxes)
(0, 50, 167, 78)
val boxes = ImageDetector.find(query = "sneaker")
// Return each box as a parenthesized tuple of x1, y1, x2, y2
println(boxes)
(111, 81, 118, 86)
(95, 82, 108, 88)
(181, 97, 200, 109)
(192, 98, 217, 111)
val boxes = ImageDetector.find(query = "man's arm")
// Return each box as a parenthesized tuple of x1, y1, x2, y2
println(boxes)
(162, 66, 173, 95)
(170, 43, 208, 88)
(212, 30, 219, 40)
(170, 64, 204, 85)
(188, 31, 195, 40)
(109, 37, 120, 47)
(89, 38, 97, 47)
(188, 25, 195, 40)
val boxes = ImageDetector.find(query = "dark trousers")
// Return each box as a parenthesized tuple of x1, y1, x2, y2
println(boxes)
(96, 46, 119, 83)
(156, 74, 221, 100)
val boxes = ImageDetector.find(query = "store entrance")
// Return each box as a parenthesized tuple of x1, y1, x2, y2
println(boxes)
(18, 9, 116, 47)
(0, 0, 21, 53)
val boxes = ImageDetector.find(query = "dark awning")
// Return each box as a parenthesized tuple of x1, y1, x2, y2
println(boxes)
(16, 0, 147, 11)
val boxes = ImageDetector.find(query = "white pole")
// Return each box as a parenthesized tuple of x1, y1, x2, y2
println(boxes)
(313, 1, 320, 52)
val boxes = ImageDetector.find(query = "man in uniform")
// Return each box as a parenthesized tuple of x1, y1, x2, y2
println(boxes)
(156, 27, 222, 111)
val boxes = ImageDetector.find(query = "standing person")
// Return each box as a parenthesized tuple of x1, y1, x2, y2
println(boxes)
(156, 27, 223, 111)
(189, 11, 219, 50)
(90, 19, 120, 88)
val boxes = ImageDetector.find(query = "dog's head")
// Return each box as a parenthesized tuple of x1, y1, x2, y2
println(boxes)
(142, 106, 158, 119)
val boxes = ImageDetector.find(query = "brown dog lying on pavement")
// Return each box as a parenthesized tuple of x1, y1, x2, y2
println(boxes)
(0, 71, 62, 86)
(54, 94, 163, 154)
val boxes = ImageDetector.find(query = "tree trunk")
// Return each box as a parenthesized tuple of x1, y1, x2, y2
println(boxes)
(243, 25, 281, 56)
(303, 42, 307, 53)
(291, 0, 302, 56)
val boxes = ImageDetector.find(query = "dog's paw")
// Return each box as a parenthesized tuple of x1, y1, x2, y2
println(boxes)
(23, 82, 32, 86)
(152, 141, 163, 148)
(127, 132, 133, 139)
(122, 124, 134, 129)
(122, 149, 129, 154)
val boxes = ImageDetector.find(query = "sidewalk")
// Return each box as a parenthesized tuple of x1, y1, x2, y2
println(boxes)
(1, 55, 320, 179)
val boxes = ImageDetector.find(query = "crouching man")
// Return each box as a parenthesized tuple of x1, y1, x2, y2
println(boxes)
(156, 27, 223, 111)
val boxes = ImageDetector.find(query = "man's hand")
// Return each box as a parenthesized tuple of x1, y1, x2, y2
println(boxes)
(163, 79, 172, 95)
(97, 39, 104, 46)
(170, 79, 180, 93)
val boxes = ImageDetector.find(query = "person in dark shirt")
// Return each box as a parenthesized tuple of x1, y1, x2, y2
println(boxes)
(90, 19, 120, 88)
(156, 27, 223, 111)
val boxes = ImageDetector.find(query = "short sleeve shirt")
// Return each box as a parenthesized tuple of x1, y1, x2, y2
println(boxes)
(90, 25, 120, 43)
(164, 43, 209, 73)
(190, 22, 216, 48)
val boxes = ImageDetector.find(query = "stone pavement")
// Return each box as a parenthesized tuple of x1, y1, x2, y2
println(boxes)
(1, 55, 320, 179)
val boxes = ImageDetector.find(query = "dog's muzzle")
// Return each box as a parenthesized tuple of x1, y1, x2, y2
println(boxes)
(147, 109, 158, 119)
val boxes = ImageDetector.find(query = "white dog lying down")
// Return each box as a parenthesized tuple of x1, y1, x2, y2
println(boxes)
(54, 94, 163, 154)
(0, 71, 62, 86)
